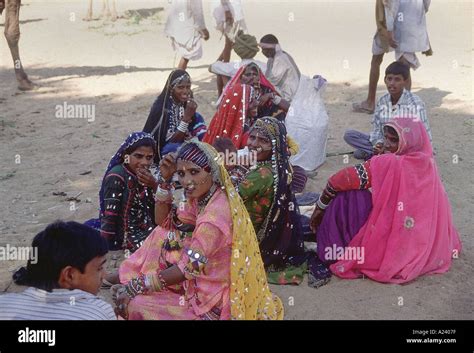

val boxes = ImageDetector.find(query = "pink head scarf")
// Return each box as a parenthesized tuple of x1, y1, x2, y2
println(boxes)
(330, 117, 462, 284)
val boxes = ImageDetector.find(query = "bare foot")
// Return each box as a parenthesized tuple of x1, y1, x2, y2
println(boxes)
(17, 78, 38, 91)
(352, 101, 375, 114)
(110, 12, 118, 22)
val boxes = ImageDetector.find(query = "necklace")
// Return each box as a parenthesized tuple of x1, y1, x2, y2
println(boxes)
(250, 160, 271, 170)
(197, 184, 217, 212)
(167, 98, 185, 135)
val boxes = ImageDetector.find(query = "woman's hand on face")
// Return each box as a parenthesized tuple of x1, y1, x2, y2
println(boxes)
(183, 99, 197, 123)
(159, 153, 178, 181)
(373, 142, 384, 155)
(310, 207, 325, 233)
(137, 168, 158, 190)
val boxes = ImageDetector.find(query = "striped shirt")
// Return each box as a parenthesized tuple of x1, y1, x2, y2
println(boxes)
(0, 287, 116, 320)
(370, 89, 432, 145)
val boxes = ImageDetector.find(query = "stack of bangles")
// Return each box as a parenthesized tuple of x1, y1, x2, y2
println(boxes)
(177, 120, 189, 133)
(124, 272, 167, 300)
(154, 182, 173, 204)
(316, 183, 337, 210)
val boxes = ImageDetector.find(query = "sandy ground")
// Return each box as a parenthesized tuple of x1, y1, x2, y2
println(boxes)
(0, 0, 473, 320)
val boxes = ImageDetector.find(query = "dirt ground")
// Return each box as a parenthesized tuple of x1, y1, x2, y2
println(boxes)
(0, 0, 473, 319)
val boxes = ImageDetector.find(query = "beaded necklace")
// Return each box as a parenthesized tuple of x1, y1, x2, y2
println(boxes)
(166, 97, 185, 138)
(197, 184, 218, 213)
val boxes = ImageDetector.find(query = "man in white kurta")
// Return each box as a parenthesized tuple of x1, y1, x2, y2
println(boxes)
(353, 0, 432, 114)
(259, 34, 301, 102)
(387, 0, 432, 70)
(165, 0, 209, 70)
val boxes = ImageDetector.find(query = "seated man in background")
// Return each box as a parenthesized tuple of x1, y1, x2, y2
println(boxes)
(344, 61, 432, 160)
(259, 34, 301, 102)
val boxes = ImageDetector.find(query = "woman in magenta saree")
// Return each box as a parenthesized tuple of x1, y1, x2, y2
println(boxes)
(311, 117, 461, 284)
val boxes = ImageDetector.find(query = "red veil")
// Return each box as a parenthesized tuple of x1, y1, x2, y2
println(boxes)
(204, 64, 279, 149)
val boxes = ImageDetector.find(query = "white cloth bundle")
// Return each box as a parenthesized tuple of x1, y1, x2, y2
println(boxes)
(286, 75, 329, 171)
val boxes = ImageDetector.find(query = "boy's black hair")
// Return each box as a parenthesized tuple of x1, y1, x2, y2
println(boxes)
(260, 34, 279, 45)
(385, 61, 410, 80)
(13, 221, 108, 292)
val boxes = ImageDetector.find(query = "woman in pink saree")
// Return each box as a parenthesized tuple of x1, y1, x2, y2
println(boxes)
(112, 141, 283, 320)
(310, 116, 461, 284)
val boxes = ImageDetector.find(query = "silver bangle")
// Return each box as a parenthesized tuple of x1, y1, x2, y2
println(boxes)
(316, 197, 329, 210)
(155, 186, 172, 202)
(177, 121, 189, 133)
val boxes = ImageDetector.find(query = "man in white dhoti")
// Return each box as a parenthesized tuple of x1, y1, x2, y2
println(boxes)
(165, 0, 210, 70)
(259, 34, 301, 102)
(353, 0, 432, 114)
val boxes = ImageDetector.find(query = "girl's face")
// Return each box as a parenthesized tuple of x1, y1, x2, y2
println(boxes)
(176, 160, 213, 200)
(247, 129, 272, 161)
(241, 66, 260, 86)
(171, 79, 192, 104)
(383, 127, 400, 154)
(124, 146, 154, 174)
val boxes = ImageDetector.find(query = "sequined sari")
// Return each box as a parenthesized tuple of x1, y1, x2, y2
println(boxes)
(119, 141, 283, 320)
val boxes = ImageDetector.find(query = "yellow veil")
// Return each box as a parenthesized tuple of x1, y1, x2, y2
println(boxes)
(186, 141, 284, 320)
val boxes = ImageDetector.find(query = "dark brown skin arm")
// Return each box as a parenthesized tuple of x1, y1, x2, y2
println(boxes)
(168, 99, 197, 143)
(309, 186, 337, 232)
(276, 98, 290, 112)
(159, 265, 186, 285)
(260, 93, 290, 113)
(155, 201, 172, 226)
(168, 130, 188, 143)
(154, 153, 177, 225)
(113, 265, 186, 319)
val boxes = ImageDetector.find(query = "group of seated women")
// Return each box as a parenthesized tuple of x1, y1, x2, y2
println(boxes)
(84, 65, 461, 320)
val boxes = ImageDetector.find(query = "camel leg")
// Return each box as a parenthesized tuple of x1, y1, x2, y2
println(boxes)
(4, 0, 35, 90)
(83, 0, 93, 21)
